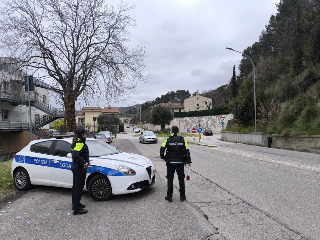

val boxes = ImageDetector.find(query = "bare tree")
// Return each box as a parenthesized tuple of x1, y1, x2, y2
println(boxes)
(0, 0, 147, 131)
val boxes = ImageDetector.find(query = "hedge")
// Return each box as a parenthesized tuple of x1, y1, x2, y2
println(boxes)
(174, 105, 231, 118)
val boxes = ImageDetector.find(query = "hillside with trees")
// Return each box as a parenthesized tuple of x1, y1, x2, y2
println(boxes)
(227, 0, 320, 134)
(125, 0, 320, 134)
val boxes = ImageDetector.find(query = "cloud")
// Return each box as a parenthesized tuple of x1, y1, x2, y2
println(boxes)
(81, 0, 279, 107)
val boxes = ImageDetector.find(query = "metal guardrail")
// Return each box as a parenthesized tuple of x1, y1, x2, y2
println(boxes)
(0, 121, 29, 130)
(0, 152, 17, 163)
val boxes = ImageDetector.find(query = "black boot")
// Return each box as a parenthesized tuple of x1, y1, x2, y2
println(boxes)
(165, 196, 172, 202)
(72, 203, 85, 210)
(180, 195, 186, 202)
(73, 208, 88, 215)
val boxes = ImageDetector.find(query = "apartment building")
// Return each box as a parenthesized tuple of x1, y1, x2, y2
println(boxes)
(0, 58, 62, 154)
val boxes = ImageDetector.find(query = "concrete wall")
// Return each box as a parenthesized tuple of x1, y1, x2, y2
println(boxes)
(143, 114, 233, 133)
(272, 135, 320, 154)
(220, 132, 264, 145)
(221, 132, 320, 154)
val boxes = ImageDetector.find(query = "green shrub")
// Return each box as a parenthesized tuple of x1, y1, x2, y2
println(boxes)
(0, 160, 15, 199)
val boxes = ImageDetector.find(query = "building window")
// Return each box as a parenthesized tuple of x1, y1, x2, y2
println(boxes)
(179, 109, 181, 112)
(43, 95, 47, 103)
(2, 109, 8, 120)
(197, 104, 199, 106)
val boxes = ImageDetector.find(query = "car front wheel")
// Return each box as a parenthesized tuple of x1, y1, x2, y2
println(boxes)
(88, 175, 113, 201)
(14, 168, 31, 191)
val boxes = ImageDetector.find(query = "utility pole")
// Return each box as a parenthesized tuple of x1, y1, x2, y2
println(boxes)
(25, 74, 34, 141)
(226, 47, 257, 133)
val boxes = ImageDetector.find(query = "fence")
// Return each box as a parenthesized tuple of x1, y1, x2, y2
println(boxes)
(0, 152, 16, 162)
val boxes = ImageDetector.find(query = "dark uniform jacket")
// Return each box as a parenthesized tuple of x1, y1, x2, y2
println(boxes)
(71, 137, 89, 169)
(160, 133, 191, 166)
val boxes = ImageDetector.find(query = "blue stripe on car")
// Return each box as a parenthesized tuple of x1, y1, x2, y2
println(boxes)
(15, 155, 126, 177)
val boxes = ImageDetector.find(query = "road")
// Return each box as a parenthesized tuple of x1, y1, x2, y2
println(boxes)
(0, 128, 319, 239)
(120, 128, 320, 239)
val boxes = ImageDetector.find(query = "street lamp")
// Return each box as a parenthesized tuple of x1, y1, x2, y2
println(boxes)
(134, 102, 142, 128)
(226, 47, 257, 133)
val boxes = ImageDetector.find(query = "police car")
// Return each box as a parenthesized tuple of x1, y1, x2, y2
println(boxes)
(12, 138, 156, 201)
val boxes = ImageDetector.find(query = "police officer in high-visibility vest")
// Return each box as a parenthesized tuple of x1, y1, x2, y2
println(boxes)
(71, 128, 89, 215)
(160, 126, 192, 202)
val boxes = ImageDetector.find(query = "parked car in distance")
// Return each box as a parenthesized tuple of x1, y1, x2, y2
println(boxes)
(139, 131, 158, 144)
(92, 134, 110, 144)
(12, 138, 156, 201)
(134, 128, 140, 133)
(203, 129, 213, 136)
(99, 131, 112, 143)
(126, 124, 130, 128)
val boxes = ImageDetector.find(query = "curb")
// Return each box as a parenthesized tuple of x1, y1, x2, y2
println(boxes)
(189, 142, 217, 147)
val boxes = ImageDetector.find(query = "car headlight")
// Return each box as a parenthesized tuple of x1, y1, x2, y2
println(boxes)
(116, 164, 136, 175)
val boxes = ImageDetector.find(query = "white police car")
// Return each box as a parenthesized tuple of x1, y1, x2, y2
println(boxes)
(12, 138, 156, 201)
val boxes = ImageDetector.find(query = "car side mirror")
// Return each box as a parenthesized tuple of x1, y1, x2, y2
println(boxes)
(67, 153, 72, 158)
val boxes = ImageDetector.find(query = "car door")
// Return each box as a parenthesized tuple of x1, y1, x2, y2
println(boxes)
(49, 140, 73, 188)
(28, 140, 55, 185)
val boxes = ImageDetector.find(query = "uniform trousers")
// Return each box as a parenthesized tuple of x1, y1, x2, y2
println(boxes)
(71, 165, 86, 211)
(166, 164, 185, 198)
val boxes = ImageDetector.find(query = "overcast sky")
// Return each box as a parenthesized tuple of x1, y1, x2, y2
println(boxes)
(81, 0, 280, 109)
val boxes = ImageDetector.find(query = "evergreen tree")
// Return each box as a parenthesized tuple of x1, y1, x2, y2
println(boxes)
(292, 5, 304, 74)
(230, 65, 237, 99)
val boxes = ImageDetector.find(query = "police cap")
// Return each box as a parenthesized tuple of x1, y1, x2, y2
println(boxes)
(75, 128, 87, 136)
(172, 126, 179, 133)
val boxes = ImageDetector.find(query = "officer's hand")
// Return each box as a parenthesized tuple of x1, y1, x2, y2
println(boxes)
(187, 163, 191, 167)
(84, 163, 89, 169)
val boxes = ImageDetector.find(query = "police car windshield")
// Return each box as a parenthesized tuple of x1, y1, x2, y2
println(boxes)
(86, 140, 118, 156)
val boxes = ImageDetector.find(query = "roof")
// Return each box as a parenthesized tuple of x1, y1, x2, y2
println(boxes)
(82, 107, 102, 111)
(77, 112, 84, 116)
(102, 107, 119, 113)
(151, 102, 184, 109)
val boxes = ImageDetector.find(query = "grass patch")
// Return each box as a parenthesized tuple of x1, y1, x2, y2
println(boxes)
(0, 160, 15, 200)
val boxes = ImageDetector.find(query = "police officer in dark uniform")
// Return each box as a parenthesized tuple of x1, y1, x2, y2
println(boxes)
(71, 128, 89, 215)
(160, 126, 192, 202)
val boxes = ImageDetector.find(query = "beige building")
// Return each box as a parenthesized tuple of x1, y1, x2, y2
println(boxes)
(82, 107, 102, 132)
(76, 111, 85, 127)
(184, 90, 212, 112)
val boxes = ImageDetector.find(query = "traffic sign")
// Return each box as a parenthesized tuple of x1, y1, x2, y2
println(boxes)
(197, 127, 202, 133)
(191, 128, 197, 133)
(221, 122, 225, 127)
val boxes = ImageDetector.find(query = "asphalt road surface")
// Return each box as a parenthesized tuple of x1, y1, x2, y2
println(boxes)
(1, 129, 319, 240)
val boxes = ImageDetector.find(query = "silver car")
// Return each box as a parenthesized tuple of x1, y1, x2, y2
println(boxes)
(99, 131, 112, 143)
(139, 131, 158, 144)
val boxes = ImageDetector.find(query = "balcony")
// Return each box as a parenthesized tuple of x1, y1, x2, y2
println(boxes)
(0, 121, 29, 132)
(0, 91, 24, 106)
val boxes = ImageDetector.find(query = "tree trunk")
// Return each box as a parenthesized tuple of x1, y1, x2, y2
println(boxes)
(161, 124, 165, 132)
(65, 93, 77, 132)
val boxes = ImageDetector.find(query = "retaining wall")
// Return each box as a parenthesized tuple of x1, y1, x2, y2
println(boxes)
(143, 114, 233, 133)
(221, 131, 320, 154)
